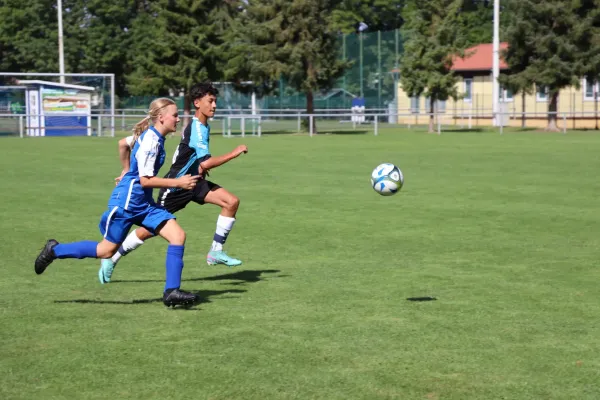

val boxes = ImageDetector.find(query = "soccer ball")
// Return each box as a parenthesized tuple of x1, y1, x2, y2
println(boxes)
(371, 163, 404, 196)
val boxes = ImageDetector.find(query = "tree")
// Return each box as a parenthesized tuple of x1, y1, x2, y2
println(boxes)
(66, 0, 140, 96)
(399, 0, 467, 133)
(574, 0, 600, 129)
(0, 0, 138, 95)
(225, 0, 348, 133)
(502, 0, 586, 131)
(0, 0, 59, 73)
(330, 0, 404, 34)
(126, 0, 238, 119)
(498, 6, 537, 129)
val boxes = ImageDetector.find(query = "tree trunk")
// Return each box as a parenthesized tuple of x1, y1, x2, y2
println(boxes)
(183, 92, 192, 130)
(546, 91, 559, 132)
(428, 97, 435, 133)
(595, 85, 598, 130)
(521, 91, 526, 129)
(306, 90, 317, 134)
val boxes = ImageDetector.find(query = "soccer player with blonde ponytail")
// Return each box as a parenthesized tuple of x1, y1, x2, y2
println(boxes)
(34, 98, 201, 308)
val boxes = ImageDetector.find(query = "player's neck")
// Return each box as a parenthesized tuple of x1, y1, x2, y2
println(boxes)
(195, 112, 208, 126)
(152, 125, 170, 136)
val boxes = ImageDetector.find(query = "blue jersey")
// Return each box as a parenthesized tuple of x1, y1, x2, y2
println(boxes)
(108, 127, 166, 212)
(163, 117, 210, 182)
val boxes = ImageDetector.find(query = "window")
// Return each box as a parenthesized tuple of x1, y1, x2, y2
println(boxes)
(435, 100, 447, 113)
(464, 79, 472, 102)
(536, 85, 548, 102)
(584, 77, 598, 100)
(410, 96, 420, 114)
(425, 98, 446, 113)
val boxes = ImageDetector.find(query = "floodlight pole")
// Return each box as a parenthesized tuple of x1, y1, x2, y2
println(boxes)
(57, 0, 65, 84)
(342, 34, 346, 103)
(359, 31, 363, 98)
(492, 0, 500, 126)
(358, 22, 368, 99)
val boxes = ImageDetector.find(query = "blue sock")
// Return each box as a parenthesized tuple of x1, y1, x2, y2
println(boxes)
(53, 241, 98, 259)
(165, 245, 185, 292)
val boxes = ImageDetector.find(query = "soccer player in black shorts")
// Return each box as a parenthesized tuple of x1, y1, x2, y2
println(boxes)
(98, 82, 248, 284)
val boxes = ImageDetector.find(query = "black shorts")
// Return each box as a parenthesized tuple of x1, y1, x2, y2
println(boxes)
(156, 180, 221, 213)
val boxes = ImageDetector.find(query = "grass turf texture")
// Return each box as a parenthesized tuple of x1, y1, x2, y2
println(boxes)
(1, 128, 599, 399)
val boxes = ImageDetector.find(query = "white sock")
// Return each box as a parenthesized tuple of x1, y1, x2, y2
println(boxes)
(211, 215, 236, 252)
(112, 230, 145, 263)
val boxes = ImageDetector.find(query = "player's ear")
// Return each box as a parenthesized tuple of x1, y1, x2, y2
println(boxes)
(156, 110, 165, 125)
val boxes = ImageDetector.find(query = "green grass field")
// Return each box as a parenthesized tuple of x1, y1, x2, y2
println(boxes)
(1, 129, 600, 399)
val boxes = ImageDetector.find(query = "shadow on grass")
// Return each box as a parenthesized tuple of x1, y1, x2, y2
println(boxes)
(110, 269, 283, 285)
(406, 297, 437, 302)
(317, 129, 370, 135)
(54, 288, 247, 309)
(563, 128, 600, 133)
(438, 128, 486, 133)
(54, 270, 283, 309)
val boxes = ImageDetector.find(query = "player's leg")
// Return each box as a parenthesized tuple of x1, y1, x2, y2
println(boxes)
(143, 208, 197, 307)
(201, 184, 242, 267)
(35, 238, 121, 275)
(112, 228, 153, 264)
(98, 227, 154, 284)
(35, 207, 129, 275)
(98, 188, 187, 284)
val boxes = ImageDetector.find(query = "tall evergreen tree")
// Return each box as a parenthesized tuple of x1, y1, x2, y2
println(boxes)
(0, 0, 138, 95)
(498, 1, 536, 129)
(399, 0, 467, 133)
(0, 0, 59, 74)
(67, 0, 139, 96)
(502, 0, 586, 131)
(574, 0, 600, 129)
(126, 0, 238, 118)
(225, 0, 348, 133)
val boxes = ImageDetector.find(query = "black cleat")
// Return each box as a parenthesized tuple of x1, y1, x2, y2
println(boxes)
(35, 239, 58, 275)
(162, 289, 198, 308)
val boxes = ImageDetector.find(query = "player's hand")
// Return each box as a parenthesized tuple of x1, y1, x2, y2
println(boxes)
(115, 169, 127, 186)
(198, 164, 210, 179)
(177, 174, 199, 190)
(233, 145, 248, 157)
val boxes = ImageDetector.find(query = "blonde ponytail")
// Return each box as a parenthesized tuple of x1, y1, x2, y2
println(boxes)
(130, 97, 176, 147)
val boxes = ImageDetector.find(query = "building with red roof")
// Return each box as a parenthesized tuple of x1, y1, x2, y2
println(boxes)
(394, 42, 600, 128)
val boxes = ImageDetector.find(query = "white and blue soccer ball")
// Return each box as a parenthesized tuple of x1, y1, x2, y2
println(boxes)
(371, 163, 404, 196)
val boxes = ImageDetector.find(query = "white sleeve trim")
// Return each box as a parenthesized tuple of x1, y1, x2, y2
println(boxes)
(125, 135, 135, 147)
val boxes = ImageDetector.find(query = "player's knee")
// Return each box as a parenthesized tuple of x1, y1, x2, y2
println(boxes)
(170, 229, 186, 245)
(96, 242, 118, 258)
(98, 248, 117, 258)
(136, 228, 153, 241)
(227, 195, 240, 211)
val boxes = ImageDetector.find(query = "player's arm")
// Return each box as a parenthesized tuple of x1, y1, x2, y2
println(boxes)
(118, 137, 132, 171)
(115, 136, 134, 185)
(199, 145, 248, 172)
(140, 175, 198, 190)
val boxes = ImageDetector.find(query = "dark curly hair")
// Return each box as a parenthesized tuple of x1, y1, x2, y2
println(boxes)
(190, 82, 219, 103)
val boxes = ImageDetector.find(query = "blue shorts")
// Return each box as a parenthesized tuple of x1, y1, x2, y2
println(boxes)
(98, 205, 176, 244)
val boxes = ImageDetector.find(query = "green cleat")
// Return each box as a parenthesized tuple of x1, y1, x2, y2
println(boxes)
(98, 259, 116, 284)
(206, 250, 242, 267)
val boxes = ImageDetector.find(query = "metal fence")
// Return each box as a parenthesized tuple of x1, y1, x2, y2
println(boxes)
(3, 109, 600, 138)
